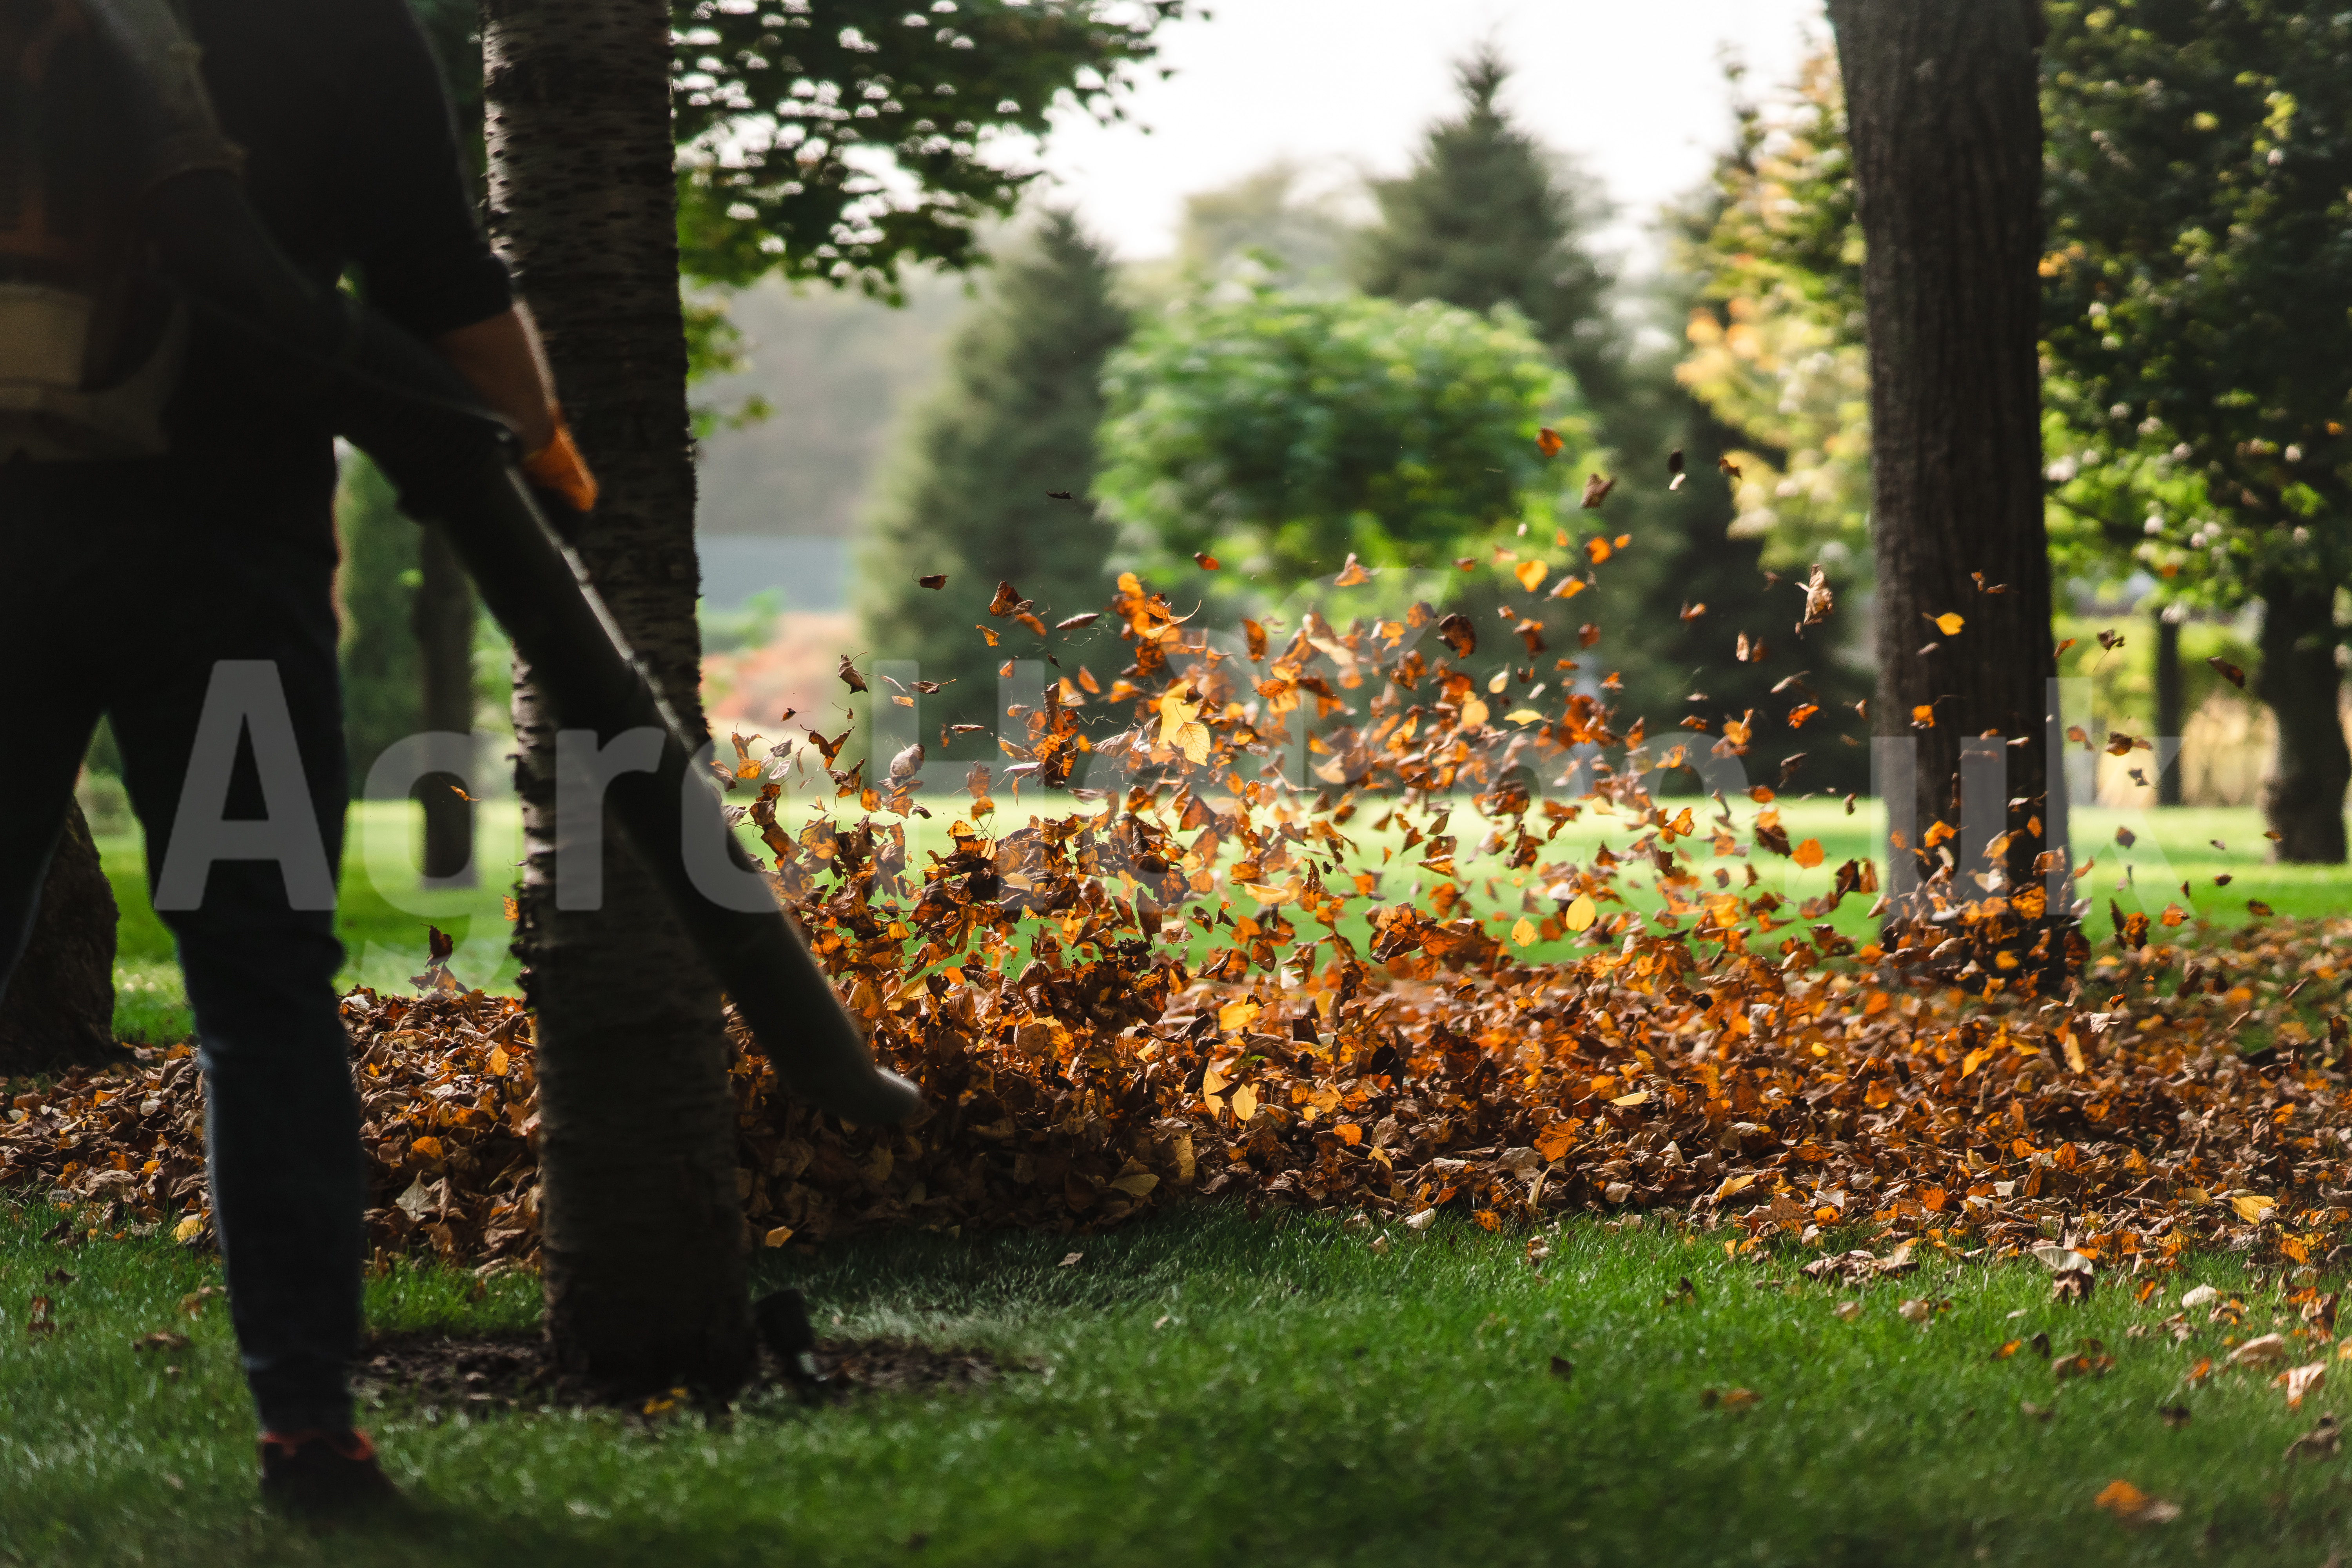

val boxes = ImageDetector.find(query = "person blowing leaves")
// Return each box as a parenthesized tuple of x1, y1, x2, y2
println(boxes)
(0, 0, 593, 1514)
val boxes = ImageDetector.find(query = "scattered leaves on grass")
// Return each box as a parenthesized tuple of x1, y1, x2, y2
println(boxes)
(2092, 1479, 2181, 1527)
(2286, 1414, 2341, 1460)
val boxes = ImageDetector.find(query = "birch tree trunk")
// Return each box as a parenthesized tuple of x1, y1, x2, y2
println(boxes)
(480, 0, 754, 1394)
(1827, 0, 2060, 907)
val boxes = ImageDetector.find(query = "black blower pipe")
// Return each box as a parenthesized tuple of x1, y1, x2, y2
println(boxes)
(86, 0, 919, 1125)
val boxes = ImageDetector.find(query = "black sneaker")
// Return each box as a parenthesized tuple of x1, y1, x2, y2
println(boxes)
(258, 1428, 400, 1518)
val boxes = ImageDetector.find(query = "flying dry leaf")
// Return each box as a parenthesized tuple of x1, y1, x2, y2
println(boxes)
(916, 573, 947, 590)
(1536, 427, 1564, 458)
(1929, 612, 1964, 637)
(837, 656, 868, 693)
(2208, 655, 2246, 687)
(1333, 553, 1372, 587)
(988, 581, 1024, 616)
(1514, 559, 1547, 592)
(1056, 612, 1101, 631)
(1581, 472, 1615, 509)
(1194, 552, 1220, 571)
(1435, 613, 1477, 658)
(1583, 535, 1613, 563)
(1667, 448, 1686, 490)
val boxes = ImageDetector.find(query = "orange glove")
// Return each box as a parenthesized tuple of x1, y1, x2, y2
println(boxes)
(521, 407, 599, 513)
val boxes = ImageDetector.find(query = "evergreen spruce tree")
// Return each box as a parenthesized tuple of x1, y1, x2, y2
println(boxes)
(854, 212, 1130, 751)
(1356, 49, 1868, 793)
(1354, 50, 1622, 408)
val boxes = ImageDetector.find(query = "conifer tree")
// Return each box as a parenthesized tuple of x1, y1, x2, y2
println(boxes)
(855, 212, 1130, 750)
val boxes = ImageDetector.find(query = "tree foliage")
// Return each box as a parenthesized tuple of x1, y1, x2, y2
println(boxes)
(2040, 0, 2352, 599)
(1094, 290, 1591, 607)
(1674, 53, 1871, 573)
(855, 212, 1129, 741)
(674, 0, 1182, 292)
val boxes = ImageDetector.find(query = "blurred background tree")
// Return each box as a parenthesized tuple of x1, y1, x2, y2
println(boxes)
(853, 212, 1130, 754)
(1094, 289, 1592, 613)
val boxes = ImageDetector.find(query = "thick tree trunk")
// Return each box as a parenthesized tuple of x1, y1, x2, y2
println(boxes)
(481, 0, 754, 1393)
(412, 523, 478, 886)
(0, 799, 120, 1071)
(1828, 0, 2058, 904)
(2255, 572, 2348, 862)
(2154, 610, 2183, 808)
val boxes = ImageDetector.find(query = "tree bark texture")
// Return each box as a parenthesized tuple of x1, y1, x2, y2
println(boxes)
(1828, 0, 2058, 898)
(412, 523, 478, 886)
(2255, 572, 2348, 862)
(481, 0, 754, 1394)
(0, 800, 119, 1071)
(2154, 611, 2183, 808)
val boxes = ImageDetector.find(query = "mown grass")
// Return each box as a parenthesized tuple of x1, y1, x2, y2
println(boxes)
(2, 1199, 2349, 1565)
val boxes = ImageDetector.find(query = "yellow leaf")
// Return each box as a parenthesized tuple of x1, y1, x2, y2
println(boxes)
(1715, 1172, 1757, 1201)
(1514, 559, 1548, 592)
(1110, 1171, 1160, 1198)
(1791, 838, 1824, 869)
(1504, 708, 1545, 724)
(1241, 880, 1298, 906)
(2232, 1194, 2278, 1225)
(1510, 916, 1537, 948)
(172, 1214, 204, 1244)
(487, 1046, 510, 1077)
(1173, 720, 1212, 766)
(1230, 1083, 1259, 1121)
(1564, 894, 1598, 933)
(1459, 697, 1490, 728)
(1550, 576, 1587, 601)
(1611, 1089, 1651, 1107)
(1933, 612, 1964, 636)
(763, 1225, 795, 1248)
(1216, 999, 1259, 1031)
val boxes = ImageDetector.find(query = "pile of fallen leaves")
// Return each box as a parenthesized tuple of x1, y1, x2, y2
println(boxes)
(9, 903, 2352, 1277)
(7, 545, 2352, 1276)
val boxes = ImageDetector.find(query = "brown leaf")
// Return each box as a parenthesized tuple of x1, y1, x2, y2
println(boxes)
(916, 573, 947, 590)
(1435, 613, 1477, 658)
(837, 656, 867, 693)
(988, 581, 1024, 616)
(2207, 655, 2246, 687)
(1580, 472, 1615, 509)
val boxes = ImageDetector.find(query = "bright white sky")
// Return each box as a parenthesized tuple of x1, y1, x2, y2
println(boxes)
(1038, 0, 1829, 268)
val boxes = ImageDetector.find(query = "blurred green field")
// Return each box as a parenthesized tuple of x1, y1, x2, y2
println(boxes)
(89, 793, 2352, 1045)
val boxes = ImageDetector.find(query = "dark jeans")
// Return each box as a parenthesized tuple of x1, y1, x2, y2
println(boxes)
(0, 450, 363, 1436)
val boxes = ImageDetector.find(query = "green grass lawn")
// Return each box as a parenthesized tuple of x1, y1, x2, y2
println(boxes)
(3, 1198, 2348, 1565)
(90, 796, 2352, 1047)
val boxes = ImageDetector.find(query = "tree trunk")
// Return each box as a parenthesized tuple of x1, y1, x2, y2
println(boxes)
(2255, 572, 2348, 862)
(1828, 0, 2058, 906)
(0, 799, 120, 1071)
(412, 523, 478, 886)
(2154, 610, 2183, 808)
(481, 0, 754, 1393)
